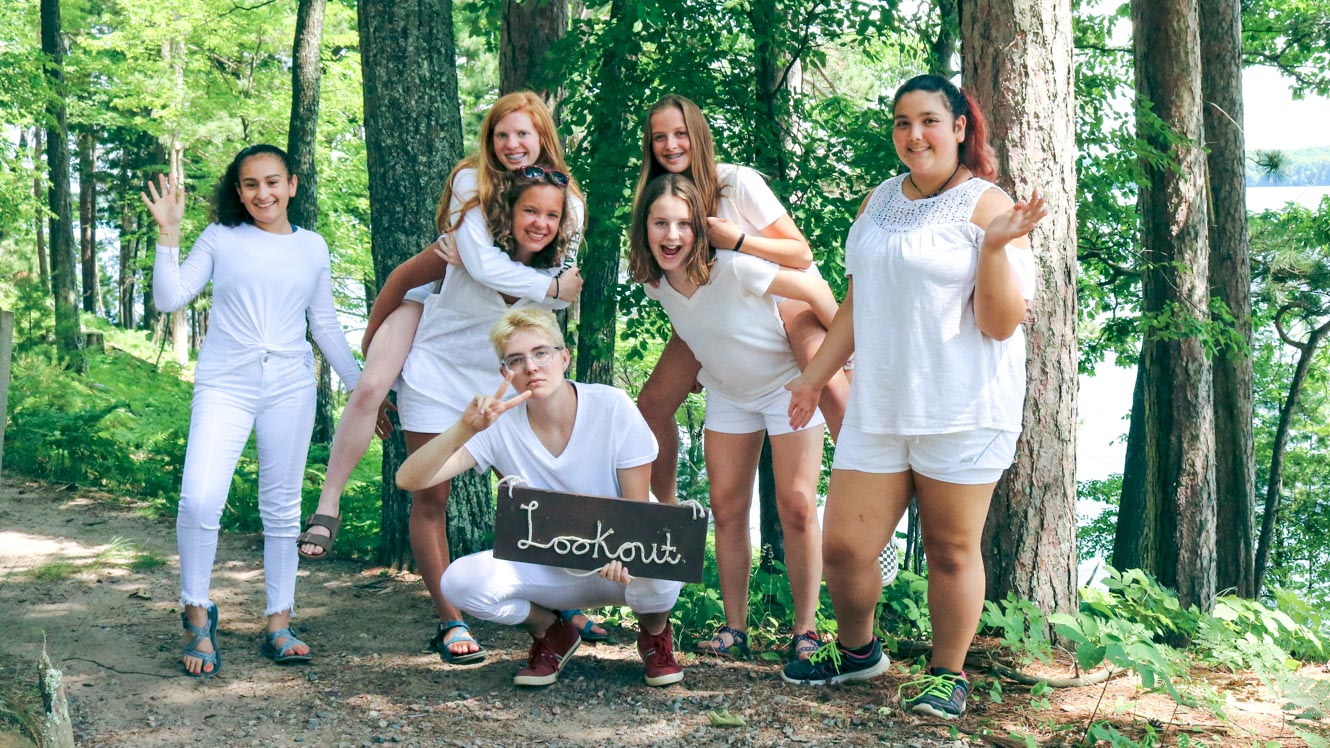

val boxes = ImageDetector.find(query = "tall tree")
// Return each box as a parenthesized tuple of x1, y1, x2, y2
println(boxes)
(78, 127, 99, 315)
(359, 0, 467, 565)
(961, 0, 1079, 618)
(574, 0, 637, 385)
(1200, 0, 1256, 598)
(40, 0, 84, 369)
(1116, 0, 1217, 611)
(930, 0, 959, 78)
(288, 0, 335, 445)
(32, 127, 49, 290)
(499, 0, 567, 100)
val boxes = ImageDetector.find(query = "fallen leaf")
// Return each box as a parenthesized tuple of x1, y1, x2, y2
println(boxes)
(707, 710, 745, 727)
(128, 588, 151, 600)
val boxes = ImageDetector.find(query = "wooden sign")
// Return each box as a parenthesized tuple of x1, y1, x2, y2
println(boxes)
(493, 484, 709, 584)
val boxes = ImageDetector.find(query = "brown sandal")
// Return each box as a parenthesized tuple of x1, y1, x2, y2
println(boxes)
(297, 513, 341, 559)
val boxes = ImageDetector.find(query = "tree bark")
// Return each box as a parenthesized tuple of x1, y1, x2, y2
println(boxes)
(288, 0, 334, 445)
(1254, 320, 1330, 593)
(961, 0, 1079, 619)
(359, 0, 464, 567)
(33, 127, 50, 290)
(931, 0, 960, 78)
(118, 183, 138, 329)
(1200, 0, 1255, 598)
(78, 128, 100, 316)
(1122, 0, 1217, 611)
(1114, 365, 1155, 571)
(499, 0, 567, 105)
(41, 0, 85, 370)
(574, 0, 635, 385)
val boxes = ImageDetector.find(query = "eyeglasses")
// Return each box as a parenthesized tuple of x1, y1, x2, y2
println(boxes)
(521, 166, 570, 186)
(501, 345, 564, 373)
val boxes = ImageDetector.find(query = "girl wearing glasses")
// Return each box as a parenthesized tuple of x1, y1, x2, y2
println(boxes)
(297, 92, 588, 662)
(143, 144, 363, 675)
(397, 308, 685, 689)
(629, 174, 838, 666)
(633, 94, 851, 518)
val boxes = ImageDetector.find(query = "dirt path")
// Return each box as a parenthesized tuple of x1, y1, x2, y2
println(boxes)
(0, 476, 1319, 747)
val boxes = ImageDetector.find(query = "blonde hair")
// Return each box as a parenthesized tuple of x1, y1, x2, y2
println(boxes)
(435, 91, 585, 235)
(629, 174, 714, 288)
(633, 95, 720, 220)
(489, 308, 566, 358)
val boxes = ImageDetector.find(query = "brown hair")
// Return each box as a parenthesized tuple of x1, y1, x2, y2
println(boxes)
(892, 74, 997, 182)
(484, 173, 570, 270)
(633, 95, 720, 220)
(629, 174, 714, 288)
(434, 91, 585, 235)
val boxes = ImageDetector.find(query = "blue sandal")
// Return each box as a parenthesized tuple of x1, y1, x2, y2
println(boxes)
(180, 605, 221, 678)
(694, 625, 750, 658)
(559, 610, 611, 643)
(261, 627, 313, 664)
(430, 621, 485, 664)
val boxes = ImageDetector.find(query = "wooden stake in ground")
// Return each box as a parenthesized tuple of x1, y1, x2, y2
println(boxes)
(37, 648, 74, 748)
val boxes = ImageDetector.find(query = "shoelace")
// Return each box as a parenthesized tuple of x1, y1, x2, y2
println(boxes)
(641, 633, 676, 666)
(527, 639, 562, 668)
(898, 671, 960, 703)
(806, 642, 844, 672)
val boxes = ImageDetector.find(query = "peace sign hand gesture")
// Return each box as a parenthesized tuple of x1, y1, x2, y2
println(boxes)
(140, 174, 185, 233)
(460, 372, 533, 433)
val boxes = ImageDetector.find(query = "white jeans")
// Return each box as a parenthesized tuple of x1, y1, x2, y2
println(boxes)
(176, 353, 315, 615)
(441, 551, 684, 626)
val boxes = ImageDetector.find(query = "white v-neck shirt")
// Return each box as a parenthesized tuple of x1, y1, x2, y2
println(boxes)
(462, 382, 657, 498)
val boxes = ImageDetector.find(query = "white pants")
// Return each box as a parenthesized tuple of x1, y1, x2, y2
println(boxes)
(176, 353, 315, 615)
(441, 551, 684, 626)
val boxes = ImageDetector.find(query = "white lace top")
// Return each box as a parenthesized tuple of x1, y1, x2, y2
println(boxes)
(843, 174, 1036, 435)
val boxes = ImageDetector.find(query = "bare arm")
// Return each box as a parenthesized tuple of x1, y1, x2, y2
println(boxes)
(707, 213, 813, 269)
(396, 375, 533, 490)
(616, 463, 652, 502)
(970, 188, 1046, 341)
(766, 271, 838, 329)
(786, 282, 856, 429)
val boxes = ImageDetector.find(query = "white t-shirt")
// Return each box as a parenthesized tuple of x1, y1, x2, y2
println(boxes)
(153, 222, 361, 389)
(643, 250, 799, 402)
(464, 382, 658, 498)
(716, 163, 822, 289)
(844, 174, 1037, 435)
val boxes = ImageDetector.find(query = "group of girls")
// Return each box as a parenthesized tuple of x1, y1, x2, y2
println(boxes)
(149, 73, 1045, 719)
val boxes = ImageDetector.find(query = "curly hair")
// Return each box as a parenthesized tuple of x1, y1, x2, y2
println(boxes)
(483, 172, 570, 270)
(212, 144, 294, 227)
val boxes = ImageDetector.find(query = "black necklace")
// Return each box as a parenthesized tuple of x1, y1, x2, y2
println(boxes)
(907, 162, 963, 199)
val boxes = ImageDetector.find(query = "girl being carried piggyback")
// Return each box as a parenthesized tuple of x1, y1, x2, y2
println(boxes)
(629, 173, 838, 666)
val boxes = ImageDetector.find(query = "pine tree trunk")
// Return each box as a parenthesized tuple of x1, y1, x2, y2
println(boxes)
(34, 128, 50, 291)
(574, 0, 634, 385)
(1200, 0, 1255, 598)
(359, 0, 464, 567)
(288, 0, 334, 445)
(78, 128, 99, 316)
(931, 0, 959, 78)
(41, 0, 84, 371)
(961, 0, 1079, 618)
(499, 0, 567, 102)
(1114, 365, 1156, 571)
(1126, 0, 1217, 611)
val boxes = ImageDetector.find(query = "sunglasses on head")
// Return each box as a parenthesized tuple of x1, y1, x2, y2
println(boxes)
(521, 165, 570, 186)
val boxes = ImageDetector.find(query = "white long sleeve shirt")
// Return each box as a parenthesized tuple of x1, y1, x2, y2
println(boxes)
(153, 222, 361, 390)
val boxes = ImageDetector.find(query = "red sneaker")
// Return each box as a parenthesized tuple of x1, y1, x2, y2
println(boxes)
(513, 616, 581, 687)
(638, 621, 684, 687)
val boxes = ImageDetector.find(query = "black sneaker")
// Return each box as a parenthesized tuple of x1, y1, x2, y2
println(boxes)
(901, 667, 969, 718)
(780, 638, 889, 685)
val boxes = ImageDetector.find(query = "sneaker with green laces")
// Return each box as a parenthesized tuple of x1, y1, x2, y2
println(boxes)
(780, 638, 889, 685)
(901, 666, 969, 718)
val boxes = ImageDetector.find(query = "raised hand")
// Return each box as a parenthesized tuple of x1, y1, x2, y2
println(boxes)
(432, 232, 464, 267)
(984, 188, 1048, 248)
(140, 174, 185, 233)
(785, 373, 821, 430)
(597, 559, 633, 586)
(705, 216, 741, 250)
(460, 372, 533, 433)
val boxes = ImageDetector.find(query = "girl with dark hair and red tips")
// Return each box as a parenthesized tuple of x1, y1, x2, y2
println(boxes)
(143, 144, 363, 675)
(296, 91, 596, 663)
(633, 95, 851, 518)
(780, 74, 1046, 719)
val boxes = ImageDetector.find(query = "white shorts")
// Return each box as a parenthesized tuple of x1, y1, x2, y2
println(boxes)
(832, 424, 1018, 485)
(396, 378, 463, 434)
(704, 385, 825, 437)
